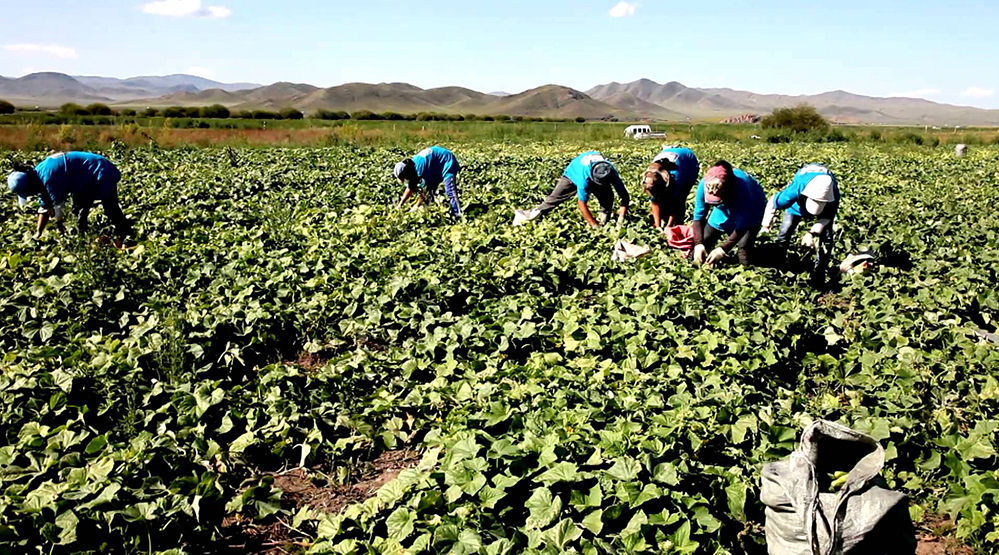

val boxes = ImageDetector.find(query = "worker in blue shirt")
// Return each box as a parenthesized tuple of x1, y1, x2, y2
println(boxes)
(761, 163, 840, 285)
(394, 146, 462, 217)
(7, 151, 132, 241)
(527, 151, 630, 227)
(643, 146, 699, 229)
(691, 161, 766, 267)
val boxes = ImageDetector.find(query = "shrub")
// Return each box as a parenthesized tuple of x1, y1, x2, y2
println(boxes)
(495, 114, 511, 122)
(351, 110, 378, 120)
(200, 104, 231, 118)
(162, 106, 187, 118)
(252, 110, 280, 120)
(896, 132, 924, 146)
(233, 110, 254, 119)
(140, 108, 159, 117)
(480, 115, 495, 121)
(761, 104, 829, 133)
(464, 114, 479, 121)
(0, 100, 14, 114)
(86, 103, 113, 116)
(380, 112, 405, 121)
(279, 107, 304, 120)
(119, 109, 137, 117)
(574, 116, 586, 123)
(314, 109, 350, 120)
(824, 128, 849, 142)
(60, 103, 89, 116)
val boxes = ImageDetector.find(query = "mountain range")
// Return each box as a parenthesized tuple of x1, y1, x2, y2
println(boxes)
(2, 73, 998, 126)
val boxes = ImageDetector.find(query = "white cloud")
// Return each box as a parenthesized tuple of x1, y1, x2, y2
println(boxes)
(3, 43, 78, 59)
(609, 1, 637, 17)
(140, 0, 232, 18)
(961, 86, 995, 99)
(889, 88, 940, 98)
(186, 66, 216, 78)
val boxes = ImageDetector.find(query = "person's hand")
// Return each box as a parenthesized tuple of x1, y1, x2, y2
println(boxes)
(692, 244, 707, 265)
(616, 213, 625, 228)
(801, 232, 816, 249)
(706, 247, 726, 266)
(759, 224, 770, 234)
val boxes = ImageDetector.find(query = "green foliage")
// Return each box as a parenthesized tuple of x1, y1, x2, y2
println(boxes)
(761, 104, 830, 133)
(279, 107, 304, 120)
(0, 99, 14, 114)
(1, 141, 997, 552)
(140, 107, 159, 117)
(314, 109, 350, 120)
(60, 103, 89, 116)
(85, 103, 113, 116)
(575, 116, 587, 123)
(199, 104, 231, 119)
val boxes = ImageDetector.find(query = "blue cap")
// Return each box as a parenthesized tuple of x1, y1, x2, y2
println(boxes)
(7, 171, 31, 207)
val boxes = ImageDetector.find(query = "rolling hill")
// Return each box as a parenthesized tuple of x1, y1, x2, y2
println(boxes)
(3, 72, 999, 125)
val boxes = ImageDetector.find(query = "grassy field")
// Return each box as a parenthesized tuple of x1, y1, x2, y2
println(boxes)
(1, 138, 998, 553)
(0, 117, 997, 150)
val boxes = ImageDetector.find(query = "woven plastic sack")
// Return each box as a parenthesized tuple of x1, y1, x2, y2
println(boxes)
(761, 420, 915, 555)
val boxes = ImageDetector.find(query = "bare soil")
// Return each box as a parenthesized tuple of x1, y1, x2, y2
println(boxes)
(220, 449, 421, 554)
(916, 515, 976, 555)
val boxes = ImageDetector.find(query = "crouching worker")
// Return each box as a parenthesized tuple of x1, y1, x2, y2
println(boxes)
(643, 146, 699, 229)
(394, 146, 462, 217)
(7, 151, 132, 241)
(761, 164, 840, 285)
(532, 151, 630, 227)
(691, 161, 766, 267)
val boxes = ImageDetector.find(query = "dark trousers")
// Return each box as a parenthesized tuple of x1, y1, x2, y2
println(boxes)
(75, 192, 132, 238)
(536, 176, 614, 220)
(703, 225, 759, 266)
(776, 212, 834, 282)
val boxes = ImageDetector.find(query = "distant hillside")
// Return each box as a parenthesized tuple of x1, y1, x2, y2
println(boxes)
(0, 72, 261, 105)
(3, 72, 999, 125)
(587, 79, 999, 126)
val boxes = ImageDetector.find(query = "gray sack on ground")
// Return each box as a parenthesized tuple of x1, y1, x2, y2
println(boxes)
(761, 420, 916, 555)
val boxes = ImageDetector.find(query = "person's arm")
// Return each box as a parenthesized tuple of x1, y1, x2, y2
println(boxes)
(397, 186, 414, 208)
(611, 174, 629, 220)
(650, 201, 663, 228)
(760, 194, 779, 232)
(577, 200, 599, 227)
(35, 211, 50, 238)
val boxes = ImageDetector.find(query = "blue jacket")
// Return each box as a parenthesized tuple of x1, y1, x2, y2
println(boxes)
(563, 151, 627, 202)
(653, 147, 699, 188)
(692, 168, 766, 232)
(412, 146, 460, 189)
(34, 152, 120, 209)
(772, 164, 840, 217)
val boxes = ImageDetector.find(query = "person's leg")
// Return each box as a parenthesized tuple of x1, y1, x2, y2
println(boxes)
(736, 227, 760, 266)
(775, 212, 800, 248)
(535, 176, 577, 217)
(702, 224, 722, 250)
(590, 182, 615, 224)
(443, 174, 461, 217)
(811, 218, 835, 285)
(101, 193, 132, 238)
(74, 195, 95, 235)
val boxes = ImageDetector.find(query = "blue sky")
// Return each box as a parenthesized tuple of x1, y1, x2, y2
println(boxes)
(2, 0, 998, 108)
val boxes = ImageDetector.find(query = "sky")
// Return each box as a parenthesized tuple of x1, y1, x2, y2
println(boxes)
(2, 0, 998, 109)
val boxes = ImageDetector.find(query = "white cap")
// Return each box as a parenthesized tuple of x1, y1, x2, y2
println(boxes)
(393, 161, 408, 180)
(802, 174, 834, 215)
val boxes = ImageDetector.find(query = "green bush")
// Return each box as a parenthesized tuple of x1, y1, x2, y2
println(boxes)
(0, 99, 14, 114)
(279, 107, 304, 120)
(351, 110, 378, 120)
(60, 103, 89, 116)
(574, 116, 586, 123)
(761, 104, 829, 133)
(119, 108, 137, 117)
(85, 103, 113, 116)
(162, 106, 187, 118)
(199, 104, 231, 119)
(140, 107, 159, 117)
(233, 110, 254, 119)
(314, 109, 350, 120)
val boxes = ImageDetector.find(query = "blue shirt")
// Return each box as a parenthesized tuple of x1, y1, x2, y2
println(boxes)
(692, 168, 766, 232)
(563, 151, 626, 202)
(653, 147, 700, 189)
(411, 146, 460, 189)
(34, 151, 120, 208)
(772, 164, 840, 217)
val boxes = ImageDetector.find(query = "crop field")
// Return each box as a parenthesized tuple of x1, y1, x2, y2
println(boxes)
(1, 140, 998, 553)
